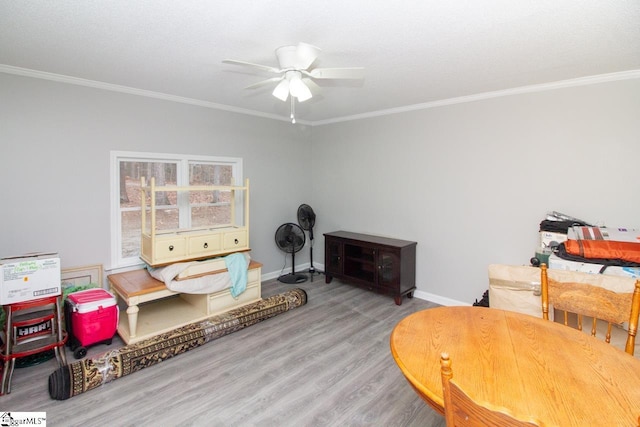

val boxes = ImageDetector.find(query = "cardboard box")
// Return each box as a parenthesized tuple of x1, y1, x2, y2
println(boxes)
(489, 263, 639, 322)
(548, 253, 640, 279)
(0, 252, 61, 304)
(488, 264, 544, 318)
(568, 226, 640, 243)
(539, 231, 567, 248)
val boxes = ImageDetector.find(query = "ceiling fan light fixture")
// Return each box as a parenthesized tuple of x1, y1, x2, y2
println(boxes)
(289, 74, 312, 102)
(272, 79, 290, 101)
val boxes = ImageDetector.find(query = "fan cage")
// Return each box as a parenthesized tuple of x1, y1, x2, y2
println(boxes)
(275, 222, 307, 284)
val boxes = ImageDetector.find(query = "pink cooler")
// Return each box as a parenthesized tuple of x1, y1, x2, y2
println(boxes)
(66, 289, 119, 358)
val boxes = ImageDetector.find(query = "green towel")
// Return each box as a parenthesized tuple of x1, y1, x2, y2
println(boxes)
(225, 253, 249, 298)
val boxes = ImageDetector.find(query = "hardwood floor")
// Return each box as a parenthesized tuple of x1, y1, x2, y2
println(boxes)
(0, 275, 445, 427)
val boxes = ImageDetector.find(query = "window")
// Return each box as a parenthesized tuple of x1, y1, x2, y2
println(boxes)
(110, 151, 243, 269)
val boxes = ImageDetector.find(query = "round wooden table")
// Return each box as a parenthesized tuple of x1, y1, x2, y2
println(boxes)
(390, 306, 640, 426)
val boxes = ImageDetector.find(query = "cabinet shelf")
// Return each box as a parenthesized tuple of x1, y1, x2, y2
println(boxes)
(4, 334, 67, 357)
(344, 256, 375, 265)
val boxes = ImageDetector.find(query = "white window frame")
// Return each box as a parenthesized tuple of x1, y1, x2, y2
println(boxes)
(110, 151, 243, 270)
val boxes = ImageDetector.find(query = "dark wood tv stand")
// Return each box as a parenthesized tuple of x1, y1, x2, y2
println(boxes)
(324, 231, 417, 305)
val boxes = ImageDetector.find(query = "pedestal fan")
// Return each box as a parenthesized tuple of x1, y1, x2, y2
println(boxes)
(297, 204, 321, 276)
(275, 223, 307, 284)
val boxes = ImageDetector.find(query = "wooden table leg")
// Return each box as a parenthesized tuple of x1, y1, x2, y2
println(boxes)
(126, 304, 139, 339)
(110, 283, 140, 340)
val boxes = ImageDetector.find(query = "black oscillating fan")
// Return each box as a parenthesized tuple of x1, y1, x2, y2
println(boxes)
(275, 223, 307, 284)
(297, 204, 321, 275)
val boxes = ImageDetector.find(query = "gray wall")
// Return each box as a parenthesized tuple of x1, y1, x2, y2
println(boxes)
(3, 72, 639, 304)
(1, 73, 312, 277)
(311, 78, 640, 304)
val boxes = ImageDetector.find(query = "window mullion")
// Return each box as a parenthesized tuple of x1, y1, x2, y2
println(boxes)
(177, 159, 191, 229)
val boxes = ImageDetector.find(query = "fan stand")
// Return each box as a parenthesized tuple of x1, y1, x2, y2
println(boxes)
(278, 248, 307, 284)
(305, 225, 323, 280)
(306, 237, 323, 281)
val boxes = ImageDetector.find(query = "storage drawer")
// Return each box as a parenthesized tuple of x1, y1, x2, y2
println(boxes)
(154, 237, 187, 260)
(208, 280, 261, 315)
(223, 230, 248, 250)
(189, 234, 222, 256)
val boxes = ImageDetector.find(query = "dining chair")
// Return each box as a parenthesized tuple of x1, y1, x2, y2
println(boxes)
(440, 352, 541, 427)
(540, 263, 640, 355)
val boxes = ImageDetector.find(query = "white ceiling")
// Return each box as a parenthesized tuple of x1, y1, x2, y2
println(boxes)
(1, 1, 639, 125)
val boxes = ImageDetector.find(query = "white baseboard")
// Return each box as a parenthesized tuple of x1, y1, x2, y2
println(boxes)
(263, 262, 468, 306)
(262, 262, 319, 282)
(412, 290, 470, 307)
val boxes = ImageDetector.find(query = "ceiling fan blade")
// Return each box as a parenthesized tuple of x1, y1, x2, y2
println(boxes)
(244, 77, 283, 90)
(295, 42, 321, 70)
(309, 67, 365, 79)
(301, 77, 321, 96)
(222, 59, 281, 74)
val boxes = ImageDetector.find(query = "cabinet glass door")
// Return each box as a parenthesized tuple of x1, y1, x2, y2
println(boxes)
(326, 239, 343, 275)
(378, 251, 400, 287)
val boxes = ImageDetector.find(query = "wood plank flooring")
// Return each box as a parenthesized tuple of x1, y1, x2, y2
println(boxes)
(0, 275, 445, 427)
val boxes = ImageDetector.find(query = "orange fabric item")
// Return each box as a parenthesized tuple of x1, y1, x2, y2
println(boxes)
(564, 239, 640, 264)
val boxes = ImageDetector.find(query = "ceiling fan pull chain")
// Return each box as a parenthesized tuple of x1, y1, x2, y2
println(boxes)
(290, 97, 296, 124)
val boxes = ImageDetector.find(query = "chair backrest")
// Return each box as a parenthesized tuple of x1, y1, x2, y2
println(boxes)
(540, 263, 640, 355)
(440, 353, 541, 427)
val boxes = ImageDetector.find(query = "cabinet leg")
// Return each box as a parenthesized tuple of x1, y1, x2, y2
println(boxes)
(325, 275, 333, 284)
(126, 305, 140, 338)
(394, 296, 402, 306)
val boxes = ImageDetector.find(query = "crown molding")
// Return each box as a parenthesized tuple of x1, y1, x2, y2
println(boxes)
(312, 69, 640, 126)
(2, 64, 637, 127)
(0, 64, 312, 125)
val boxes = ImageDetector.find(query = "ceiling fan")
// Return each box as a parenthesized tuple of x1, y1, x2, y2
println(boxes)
(223, 42, 364, 122)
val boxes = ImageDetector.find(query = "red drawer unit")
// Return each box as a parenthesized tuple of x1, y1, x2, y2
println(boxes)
(1, 295, 67, 395)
